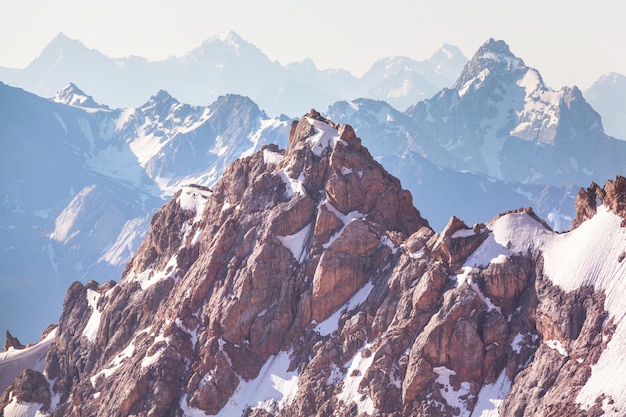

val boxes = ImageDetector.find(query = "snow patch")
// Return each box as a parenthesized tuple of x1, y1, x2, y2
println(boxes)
(380, 235, 399, 254)
(451, 228, 475, 239)
(263, 149, 284, 165)
(510, 333, 524, 354)
(90, 330, 144, 387)
(472, 368, 512, 417)
(305, 117, 346, 156)
(545, 339, 568, 356)
(82, 289, 102, 342)
(315, 282, 374, 336)
(52, 112, 68, 134)
(142, 328, 171, 369)
(321, 200, 367, 249)
(337, 341, 377, 415)
(2, 395, 46, 417)
(277, 223, 311, 263)
(432, 366, 473, 416)
(276, 170, 306, 198)
(134, 255, 179, 290)
(208, 351, 298, 416)
(177, 185, 211, 223)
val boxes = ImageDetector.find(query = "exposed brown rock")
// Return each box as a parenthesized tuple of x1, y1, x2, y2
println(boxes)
(0, 369, 51, 412)
(574, 175, 626, 228)
(7, 112, 621, 417)
(573, 182, 604, 228)
(3, 330, 25, 351)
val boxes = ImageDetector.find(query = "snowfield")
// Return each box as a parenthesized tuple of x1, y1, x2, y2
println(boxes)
(467, 205, 626, 416)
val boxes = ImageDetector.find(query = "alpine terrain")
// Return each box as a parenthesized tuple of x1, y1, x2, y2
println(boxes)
(0, 32, 467, 117)
(2, 111, 625, 417)
(2, 37, 624, 347)
(0, 81, 290, 341)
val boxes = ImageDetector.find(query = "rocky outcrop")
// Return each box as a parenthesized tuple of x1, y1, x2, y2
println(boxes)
(574, 175, 626, 228)
(3, 332, 25, 352)
(0, 369, 51, 412)
(3, 112, 624, 417)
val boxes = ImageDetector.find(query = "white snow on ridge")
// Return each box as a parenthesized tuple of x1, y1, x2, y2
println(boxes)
(510, 69, 561, 143)
(305, 117, 346, 156)
(177, 185, 211, 224)
(263, 148, 284, 165)
(465, 206, 626, 414)
(0, 328, 57, 395)
(465, 210, 550, 268)
(541, 206, 626, 414)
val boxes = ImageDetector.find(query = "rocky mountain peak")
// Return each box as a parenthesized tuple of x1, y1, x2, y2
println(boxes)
(453, 38, 527, 91)
(427, 43, 468, 77)
(3, 110, 626, 416)
(574, 175, 626, 228)
(189, 30, 267, 62)
(138, 89, 180, 115)
(52, 83, 105, 108)
(42, 32, 85, 54)
(29, 32, 101, 71)
(209, 93, 267, 121)
(2, 331, 24, 351)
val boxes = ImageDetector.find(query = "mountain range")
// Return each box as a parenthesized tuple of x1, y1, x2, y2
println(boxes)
(2, 109, 625, 416)
(2, 31, 624, 140)
(0, 32, 467, 118)
(0, 82, 290, 342)
(1, 36, 625, 371)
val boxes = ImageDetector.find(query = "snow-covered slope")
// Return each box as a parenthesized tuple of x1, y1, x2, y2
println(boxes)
(406, 39, 626, 187)
(461, 203, 626, 416)
(0, 328, 57, 395)
(0, 82, 289, 342)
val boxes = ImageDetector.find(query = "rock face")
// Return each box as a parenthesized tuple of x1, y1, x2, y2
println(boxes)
(3, 332, 24, 352)
(573, 175, 626, 228)
(2, 113, 626, 417)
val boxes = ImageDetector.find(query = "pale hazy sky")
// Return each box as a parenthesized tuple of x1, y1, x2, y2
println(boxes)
(1, 0, 624, 89)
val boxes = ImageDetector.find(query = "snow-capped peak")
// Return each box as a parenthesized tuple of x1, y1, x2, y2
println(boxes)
(215, 30, 245, 46)
(52, 83, 105, 109)
(428, 43, 466, 66)
(44, 32, 86, 52)
(454, 38, 527, 91)
(140, 90, 179, 110)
